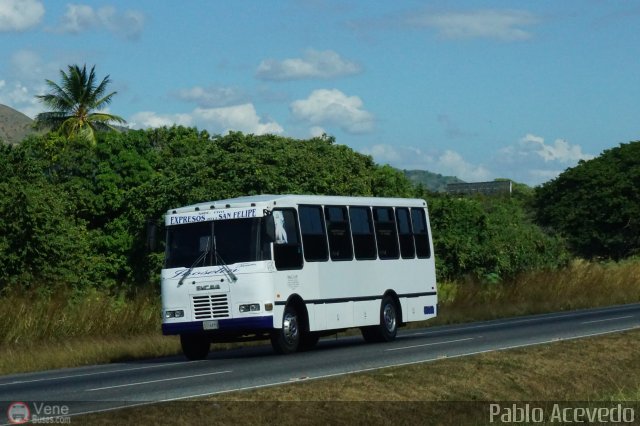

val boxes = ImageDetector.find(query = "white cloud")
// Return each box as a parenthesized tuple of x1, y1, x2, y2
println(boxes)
(493, 133, 595, 185)
(0, 81, 41, 118)
(309, 126, 326, 138)
(194, 104, 283, 135)
(129, 111, 193, 128)
(290, 89, 374, 134)
(53, 4, 144, 40)
(257, 49, 362, 81)
(438, 150, 492, 181)
(408, 9, 538, 41)
(361, 144, 491, 182)
(175, 86, 246, 108)
(517, 133, 594, 163)
(360, 144, 402, 163)
(130, 104, 283, 136)
(0, 0, 44, 31)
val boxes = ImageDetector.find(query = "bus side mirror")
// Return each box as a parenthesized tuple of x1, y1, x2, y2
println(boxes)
(146, 220, 158, 252)
(264, 215, 276, 243)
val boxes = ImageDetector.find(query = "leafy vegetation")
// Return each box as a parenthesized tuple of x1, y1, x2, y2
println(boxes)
(427, 193, 569, 281)
(534, 141, 640, 260)
(0, 129, 415, 292)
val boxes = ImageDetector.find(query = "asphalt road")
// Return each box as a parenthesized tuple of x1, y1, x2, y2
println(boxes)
(1, 303, 639, 423)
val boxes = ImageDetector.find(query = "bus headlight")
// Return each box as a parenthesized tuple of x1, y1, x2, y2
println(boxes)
(239, 303, 260, 313)
(165, 309, 184, 318)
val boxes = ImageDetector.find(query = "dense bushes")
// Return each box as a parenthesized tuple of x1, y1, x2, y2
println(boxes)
(428, 194, 569, 281)
(534, 141, 640, 260)
(0, 128, 414, 291)
(0, 127, 573, 292)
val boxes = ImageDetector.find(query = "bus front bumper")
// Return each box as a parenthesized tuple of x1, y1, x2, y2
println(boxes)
(162, 315, 273, 335)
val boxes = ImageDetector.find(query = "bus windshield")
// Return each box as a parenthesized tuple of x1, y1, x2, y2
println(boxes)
(165, 218, 271, 269)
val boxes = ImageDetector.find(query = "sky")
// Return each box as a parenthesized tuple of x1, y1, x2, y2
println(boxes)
(1, 0, 639, 186)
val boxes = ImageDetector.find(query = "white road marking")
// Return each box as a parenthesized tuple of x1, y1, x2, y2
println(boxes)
(385, 337, 475, 351)
(86, 370, 232, 392)
(0, 362, 200, 388)
(403, 306, 639, 337)
(581, 315, 634, 324)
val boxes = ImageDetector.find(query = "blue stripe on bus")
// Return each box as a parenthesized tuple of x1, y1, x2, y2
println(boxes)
(162, 316, 273, 335)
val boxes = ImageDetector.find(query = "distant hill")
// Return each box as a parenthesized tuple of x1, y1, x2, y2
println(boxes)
(402, 169, 465, 192)
(0, 104, 36, 145)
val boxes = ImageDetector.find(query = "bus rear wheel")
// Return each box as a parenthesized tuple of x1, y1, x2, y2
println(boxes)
(271, 305, 300, 354)
(180, 334, 210, 360)
(361, 295, 398, 343)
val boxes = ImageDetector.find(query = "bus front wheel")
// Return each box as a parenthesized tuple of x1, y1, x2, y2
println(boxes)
(180, 334, 210, 360)
(271, 305, 300, 354)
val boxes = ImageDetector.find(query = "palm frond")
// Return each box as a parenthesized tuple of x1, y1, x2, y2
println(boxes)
(33, 111, 73, 130)
(87, 112, 127, 124)
(35, 63, 124, 143)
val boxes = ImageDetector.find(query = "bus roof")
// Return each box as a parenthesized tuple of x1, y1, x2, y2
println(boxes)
(167, 194, 427, 215)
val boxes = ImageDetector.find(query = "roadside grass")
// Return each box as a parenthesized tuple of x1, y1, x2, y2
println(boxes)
(0, 259, 638, 375)
(431, 258, 640, 326)
(79, 329, 640, 425)
(0, 335, 181, 375)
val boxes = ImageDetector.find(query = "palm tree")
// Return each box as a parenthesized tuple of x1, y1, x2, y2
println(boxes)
(35, 64, 126, 143)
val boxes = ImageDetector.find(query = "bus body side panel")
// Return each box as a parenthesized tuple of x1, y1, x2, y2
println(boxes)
(271, 257, 436, 331)
(271, 205, 437, 332)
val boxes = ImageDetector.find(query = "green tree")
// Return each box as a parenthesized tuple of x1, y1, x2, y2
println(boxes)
(429, 194, 569, 281)
(534, 141, 640, 259)
(35, 64, 126, 144)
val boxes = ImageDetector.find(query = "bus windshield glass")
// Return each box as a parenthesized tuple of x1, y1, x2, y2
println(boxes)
(165, 218, 271, 269)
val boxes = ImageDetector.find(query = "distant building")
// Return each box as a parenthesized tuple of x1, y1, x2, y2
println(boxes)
(446, 180, 512, 196)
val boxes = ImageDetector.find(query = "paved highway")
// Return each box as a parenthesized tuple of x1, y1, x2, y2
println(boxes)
(1, 303, 639, 423)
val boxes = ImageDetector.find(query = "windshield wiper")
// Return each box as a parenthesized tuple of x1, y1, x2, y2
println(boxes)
(216, 251, 238, 283)
(177, 245, 210, 287)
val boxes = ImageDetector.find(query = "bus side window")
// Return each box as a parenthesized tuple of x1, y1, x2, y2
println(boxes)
(273, 209, 303, 270)
(324, 206, 354, 261)
(299, 205, 329, 262)
(411, 208, 431, 259)
(349, 206, 377, 260)
(396, 207, 416, 259)
(373, 207, 400, 259)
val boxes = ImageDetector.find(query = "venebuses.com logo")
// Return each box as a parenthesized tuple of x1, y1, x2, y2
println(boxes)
(6, 402, 30, 424)
(5, 401, 71, 424)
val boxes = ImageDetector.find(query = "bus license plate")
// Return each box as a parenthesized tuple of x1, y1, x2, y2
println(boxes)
(203, 320, 219, 330)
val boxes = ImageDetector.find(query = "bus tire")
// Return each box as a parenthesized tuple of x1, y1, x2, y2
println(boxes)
(299, 332, 320, 351)
(180, 334, 210, 360)
(361, 295, 398, 343)
(379, 295, 399, 341)
(271, 305, 300, 354)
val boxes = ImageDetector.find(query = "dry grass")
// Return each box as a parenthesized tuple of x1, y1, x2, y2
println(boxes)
(432, 259, 640, 325)
(0, 287, 161, 345)
(0, 259, 638, 375)
(0, 335, 181, 375)
(79, 329, 640, 425)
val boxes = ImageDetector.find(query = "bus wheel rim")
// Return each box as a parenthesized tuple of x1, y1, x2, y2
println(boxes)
(383, 304, 396, 332)
(283, 313, 298, 344)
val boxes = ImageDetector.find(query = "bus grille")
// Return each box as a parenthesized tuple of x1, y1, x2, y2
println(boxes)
(192, 294, 230, 320)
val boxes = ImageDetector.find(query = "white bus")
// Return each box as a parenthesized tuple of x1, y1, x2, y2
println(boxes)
(161, 195, 437, 360)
